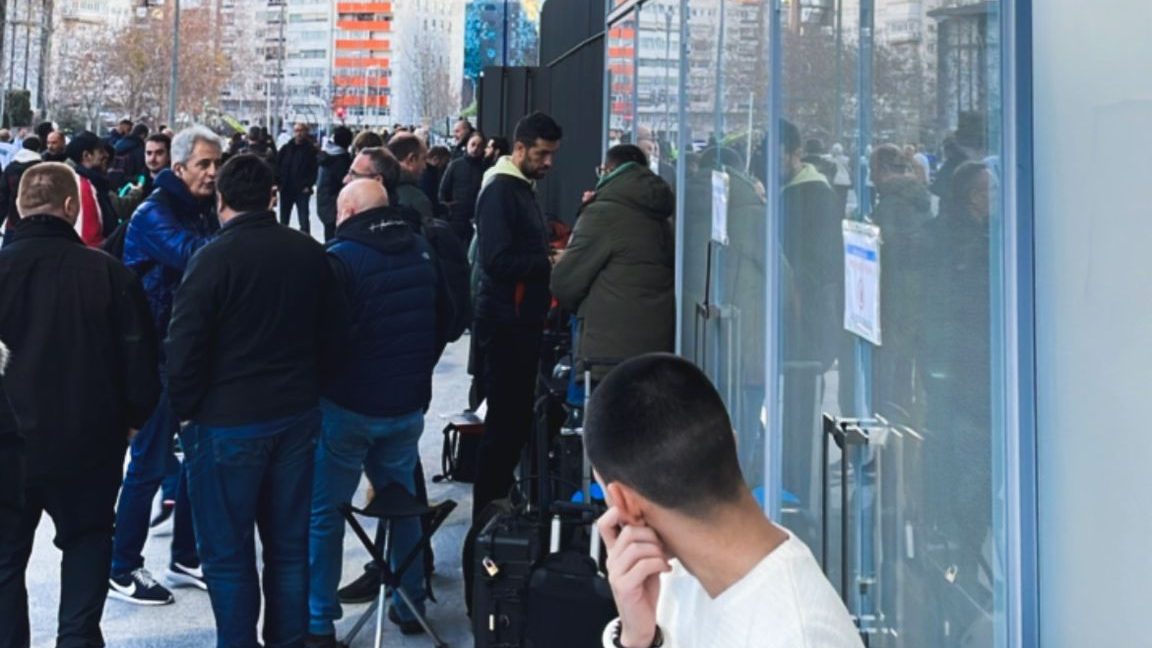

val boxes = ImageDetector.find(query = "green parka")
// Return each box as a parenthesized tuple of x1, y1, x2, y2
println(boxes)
(550, 163, 675, 373)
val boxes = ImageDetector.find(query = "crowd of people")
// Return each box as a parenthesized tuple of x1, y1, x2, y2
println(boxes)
(0, 103, 993, 648)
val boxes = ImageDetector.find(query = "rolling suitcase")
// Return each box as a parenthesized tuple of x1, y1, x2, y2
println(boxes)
(470, 500, 546, 647)
(524, 508, 617, 648)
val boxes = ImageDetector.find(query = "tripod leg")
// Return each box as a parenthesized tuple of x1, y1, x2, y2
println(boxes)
(395, 586, 449, 648)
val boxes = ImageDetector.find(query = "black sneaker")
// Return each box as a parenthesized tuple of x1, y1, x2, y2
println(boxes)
(165, 561, 208, 591)
(108, 568, 175, 605)
(388, 605, 426, 636)
(304, 633, 347, 648)
(337, 562, 381, 604)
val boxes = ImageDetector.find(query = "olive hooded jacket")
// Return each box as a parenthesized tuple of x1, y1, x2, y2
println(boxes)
(551, 162, 676, 373)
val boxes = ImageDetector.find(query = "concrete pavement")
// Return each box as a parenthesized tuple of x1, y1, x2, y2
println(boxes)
(25, 308, 478, 646)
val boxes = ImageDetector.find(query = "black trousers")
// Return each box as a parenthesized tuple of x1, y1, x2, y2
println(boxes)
(471, 318, 543, 518)
(278, 190, 311, 232)
(0, 464, 121, 648)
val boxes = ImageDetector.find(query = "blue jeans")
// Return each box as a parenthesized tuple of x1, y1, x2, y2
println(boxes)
(111, 390, 198, 576)
(182, 409, 320, 648)
(308, 400, 426, 636)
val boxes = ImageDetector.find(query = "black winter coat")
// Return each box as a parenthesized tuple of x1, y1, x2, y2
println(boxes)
(166, 211, 340, 425)
(439, 155, 486, 232)
(0, 152, 40, 229)
(474, 164, 551, 324)
(277, 139, 319, 194)
(0, 216, 159, 483)
(317, 148, 353, 226)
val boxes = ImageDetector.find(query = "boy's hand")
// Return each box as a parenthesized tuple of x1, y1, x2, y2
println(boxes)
(598, 506, 671, 648)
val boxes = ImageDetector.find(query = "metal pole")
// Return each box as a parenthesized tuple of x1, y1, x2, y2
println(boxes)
(664, 8, 671, 134)
(22, 0, 30, 89)
(168, 0, 180, 127)
(834, 0, 843, 144)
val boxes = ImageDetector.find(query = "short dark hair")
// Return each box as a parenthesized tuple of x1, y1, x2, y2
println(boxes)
(428, 145, 451, 163)
(513, 112, 562, 148)
(131, 124, 149, 139)
(216, 154, 275, 214)
(947, 160, 990, 215)
(488, 136, 511, 158)
(21, 135, 41, 153)
(119, 118, 133, 127)
(387, 133, 425, 163)
(34, 121, 53, 141)
(146, 133, 171, 151)
(585, 354, 745, 516)
(357, 146, 401, 196)
(606, 144, 648, 169)
(65, 131, 103, 164)
(352, 130, 384, 154)
(780, 118, 801, 154)
(332, 126, 354, 149)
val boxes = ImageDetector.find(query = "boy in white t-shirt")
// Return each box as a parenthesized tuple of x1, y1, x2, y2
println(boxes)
(587, 354, 864, 648)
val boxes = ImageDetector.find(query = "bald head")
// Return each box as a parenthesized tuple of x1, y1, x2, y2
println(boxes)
(337, 178, 390, 226)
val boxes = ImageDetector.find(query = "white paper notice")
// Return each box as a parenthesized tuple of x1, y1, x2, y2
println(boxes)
(711, 170, 729, 245)
(843, 220, 882, 346)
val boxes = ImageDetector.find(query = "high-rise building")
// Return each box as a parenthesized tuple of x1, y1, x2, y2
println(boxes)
(331, 1, 393, 127)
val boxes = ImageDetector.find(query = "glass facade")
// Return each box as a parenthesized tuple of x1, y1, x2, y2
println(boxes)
(605, 0, 1022, 644)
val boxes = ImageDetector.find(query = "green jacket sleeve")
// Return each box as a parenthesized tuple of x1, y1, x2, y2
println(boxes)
(550, 208, 614, 311)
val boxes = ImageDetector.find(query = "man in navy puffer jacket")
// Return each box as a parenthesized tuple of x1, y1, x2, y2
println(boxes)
(307, 179, 444, 643)
(110, 126, 220, 606)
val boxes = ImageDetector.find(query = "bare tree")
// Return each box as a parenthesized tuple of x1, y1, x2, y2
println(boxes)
(52, 27, 117, 131)
(396, 28, 459, 125)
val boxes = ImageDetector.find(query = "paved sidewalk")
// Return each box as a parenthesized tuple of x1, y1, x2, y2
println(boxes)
(25, 337, 477, 647)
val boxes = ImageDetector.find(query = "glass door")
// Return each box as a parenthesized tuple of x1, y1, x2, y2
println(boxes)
(775, 0, 1013, 645)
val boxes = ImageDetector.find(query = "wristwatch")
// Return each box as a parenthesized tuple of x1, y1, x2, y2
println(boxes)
(607, 618, 664, 648)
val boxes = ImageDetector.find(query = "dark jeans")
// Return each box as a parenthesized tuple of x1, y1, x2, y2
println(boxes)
(278, 191, 311, 233)
(0, 465, 121, 648)
(471, 318, 542, 518)
(182, 409, 320, 648)
(111, 391, 197, 577)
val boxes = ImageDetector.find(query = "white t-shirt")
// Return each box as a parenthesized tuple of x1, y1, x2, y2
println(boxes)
(603, 529, 863, 648)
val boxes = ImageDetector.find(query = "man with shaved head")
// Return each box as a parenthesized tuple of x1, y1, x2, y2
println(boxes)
(306, 176, 446, 643)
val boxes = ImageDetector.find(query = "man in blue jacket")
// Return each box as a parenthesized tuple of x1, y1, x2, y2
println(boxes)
(306, 179, 442, 646)
(109, 125, 221, 606)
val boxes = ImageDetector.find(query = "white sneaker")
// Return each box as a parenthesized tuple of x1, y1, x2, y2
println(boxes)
(165, 561, 208, 591)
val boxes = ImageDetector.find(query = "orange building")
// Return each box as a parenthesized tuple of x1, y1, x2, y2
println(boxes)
(333, 2, 393, 124)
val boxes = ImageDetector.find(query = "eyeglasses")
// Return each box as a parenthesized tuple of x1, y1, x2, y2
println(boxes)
(595, 165, 608, 178)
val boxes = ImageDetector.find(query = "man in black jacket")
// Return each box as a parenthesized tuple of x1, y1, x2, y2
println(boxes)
(276, 122, 319, 232)
(0, 136, 41, 244)
(471, 111, 562, 517)
(0, 162, 160, 647)
(166, 154, 339, 648)
(316, 125, 353, 241)
(439, 129, 487, 245)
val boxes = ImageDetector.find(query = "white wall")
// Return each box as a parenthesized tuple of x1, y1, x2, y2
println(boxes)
(1034, 2, 1152, 645)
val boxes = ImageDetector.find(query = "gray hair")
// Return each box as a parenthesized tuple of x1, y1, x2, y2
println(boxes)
(171, 125, 223, 167)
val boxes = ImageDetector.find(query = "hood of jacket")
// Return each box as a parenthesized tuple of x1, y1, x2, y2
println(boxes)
(11, 148, 40, 164)
(320, 141, 348, 159)
(333, 206, 420, 255)
(875, 175, 931, 212)
(482, 155, 532, 191)
(114, 136, 143, 155)
(153, 169, 211, 213)
(592, 162, 675, 221)
(785, 162, 831, 190)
